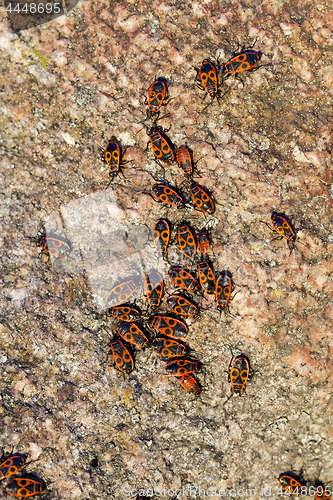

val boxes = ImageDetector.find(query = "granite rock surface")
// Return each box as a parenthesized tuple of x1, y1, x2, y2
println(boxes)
(0, 0, 332, 499)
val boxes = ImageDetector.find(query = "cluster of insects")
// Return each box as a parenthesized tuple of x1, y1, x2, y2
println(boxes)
(102, 42, 298, 399)
(107, 274, 203, 395)
(105, 214, 251, 397)
(29, 32, 327, 499)
(194, 40, 263, 110)
(0, 453, 45, 498)
(37, 40, 302, 401)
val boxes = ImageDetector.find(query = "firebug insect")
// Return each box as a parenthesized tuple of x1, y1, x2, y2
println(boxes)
(104, 136, 125, 180)
(313, 473, 332, 500)
(228, 354, 253, 393)
(151, 337, 186, 358)
(179, 374, 201, 395)
(39, 232, 71, 259)
(5, 476, 46, 497)
(165, 359, 199, 377)
(195, 59, 227, 109)
(221, 40, 262, 83)
(148, 125, 175, 164)
(144, 270, 164, 308)
(261, 211, 297, 253)
(197, 59, 218, 96)
(106, 280, 138, 307)
(314, 482, 331, 500)
(198, 260, 215, 294)
(191, 184, 215, 214)
(278, 472, 303, 495)
(0, 454, 26, 480)
(150, 315, 188, 338)
(177, 222, 196, 258)
(168, 267, 199, 292)
(166, 294, 198, 316)
(176, 145, 194, 176)
(198, 229, 210, 254)
(152, 219, 171, 255)
(153, 184, 184, 207)
(145, 77, 170, 119)
(117, 322, 149, 348)
(111, 306, 141, 322)
(316, 491, 331, 500)
(110, 339, 134, 373)
(215, 271, 237, 314)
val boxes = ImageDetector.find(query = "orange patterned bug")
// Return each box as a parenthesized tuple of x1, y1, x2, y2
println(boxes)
(314, 481, 331, 500)
(166, 294, 198, 316)
(316, 491, 331, 500)
(169, 267, 199, 292)
(145, 77, 170, 119)
(176, 145, 194, 176)
(153, 184, 184, 207)
(106, 280, 138, 307)
(150, 315, 188, 339)
(177, 222, 196, 258)
(179, 374, 201, 395)
(198, 260, 215, 294)
(0, 454, 26, 481)
(110, 339, 134, 373)
(148, 125, 175, 164)
(151, 337, 187, 358)
(5, 476, 46, 498)
(111, 306, 141, 322)
(39, 232, 71, 259)
(278, 472, 303, 496)
(165, 359, 199, 377)
(104, 136, 122, 180)
(221, 40, 262, 83)
(224, 352, 254, 405)
(190, 184, 215, 214)
(198, 60, 218, 95)
(117, 322, 149, 348)
(215, 271, 237, 314)
(152, 218, 171, 255)
(144, 270, 164, 309)
(195, 59, 227, 110)
(228, 354, 253, 393)
(198, 229, 210, 254)
(261, 211, 297, 254)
